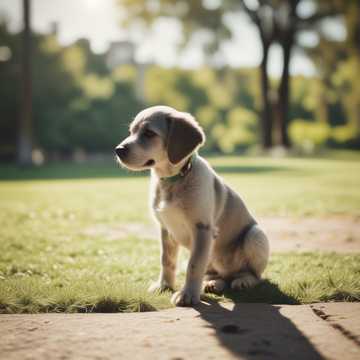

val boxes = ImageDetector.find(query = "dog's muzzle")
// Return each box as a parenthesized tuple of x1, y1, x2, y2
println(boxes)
(115, 145, 128, 160)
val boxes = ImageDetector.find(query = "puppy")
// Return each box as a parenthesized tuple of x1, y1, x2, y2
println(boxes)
(115, 105, 270, 306)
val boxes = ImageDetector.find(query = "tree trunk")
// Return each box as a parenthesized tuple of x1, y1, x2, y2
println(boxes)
(17, 0, 33, 166)
(260, 41, 273, 149)
(277, 38, 292, 148)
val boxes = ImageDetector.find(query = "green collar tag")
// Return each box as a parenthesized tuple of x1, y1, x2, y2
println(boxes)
(160, 153, 197, 183)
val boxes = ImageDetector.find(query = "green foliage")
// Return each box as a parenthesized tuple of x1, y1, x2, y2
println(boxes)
(1, 9, 359, 160)
(144, 67, 191, 110)
(144, 66, 260, 153)
(289, 120, 331, 151)
(81, 74, 114, 99)
(303, 1, 360, 148)
(0, 22, 21, 159)
(0, 22, 143, 159)
(332, 124, 358, 143)
(211, 108, 258, 153)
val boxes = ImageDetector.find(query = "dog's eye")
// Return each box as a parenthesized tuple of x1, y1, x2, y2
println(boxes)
(143, 129, 156, 138)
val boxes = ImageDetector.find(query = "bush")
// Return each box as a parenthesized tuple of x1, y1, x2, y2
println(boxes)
(289, 120, 331, 151)
(212, 107, 258, 153)
(332, 125, 358, 144)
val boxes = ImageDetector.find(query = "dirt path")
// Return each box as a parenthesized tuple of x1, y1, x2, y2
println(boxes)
(85, 216, 360, 253)
(261, 216, 360, 252)
(1, 302, 359, 360)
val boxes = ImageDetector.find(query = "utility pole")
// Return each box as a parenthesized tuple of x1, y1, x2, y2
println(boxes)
(17, 0, 33, 165)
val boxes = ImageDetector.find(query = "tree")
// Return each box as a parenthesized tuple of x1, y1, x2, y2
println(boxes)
(0, 21, 20, 161)
(117, 0, 342, 149)
(305, 0, 360, 148)
(0, 18, 144, 160)
(17, 0, 33, 165)
(240, 0, 343, 148)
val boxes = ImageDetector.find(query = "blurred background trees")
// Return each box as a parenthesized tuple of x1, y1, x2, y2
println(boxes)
(17, 0, 32, 165)
(0, 0, 359, 163)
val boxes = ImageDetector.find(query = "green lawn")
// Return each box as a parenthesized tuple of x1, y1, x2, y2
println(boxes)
(0, 152, 360, 313)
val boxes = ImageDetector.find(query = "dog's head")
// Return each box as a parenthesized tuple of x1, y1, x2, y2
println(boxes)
(115, 106, 205, 171)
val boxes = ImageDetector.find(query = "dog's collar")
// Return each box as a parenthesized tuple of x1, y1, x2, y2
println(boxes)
(160, 153, 197, 183)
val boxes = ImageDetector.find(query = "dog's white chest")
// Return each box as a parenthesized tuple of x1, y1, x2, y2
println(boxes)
(154, 200, 191, 248)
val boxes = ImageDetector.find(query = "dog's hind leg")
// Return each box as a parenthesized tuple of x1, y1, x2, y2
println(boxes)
(203, 268, 226, 294)
(230, 225, 269, 291)
(230, 272, 260, 290)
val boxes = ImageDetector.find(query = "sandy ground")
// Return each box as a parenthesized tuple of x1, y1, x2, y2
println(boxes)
(85, 216, 360, 253)
(0, 302, 359, 360)
(261, 216, 360, 252)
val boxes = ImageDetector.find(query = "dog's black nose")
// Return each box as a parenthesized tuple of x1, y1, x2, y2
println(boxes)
(115, 145, 128, 159)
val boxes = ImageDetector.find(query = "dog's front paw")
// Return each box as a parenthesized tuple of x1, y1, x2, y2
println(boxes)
(148, 281, 173, 293)
(171, 288, 200, 307)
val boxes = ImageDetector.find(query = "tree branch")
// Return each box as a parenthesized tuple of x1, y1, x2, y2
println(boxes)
(239, 0, 260, 25)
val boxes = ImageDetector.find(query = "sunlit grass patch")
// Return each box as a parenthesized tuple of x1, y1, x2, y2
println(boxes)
(223, 252, 360, 304)
(0, 276, 171, 313)
(0, 153, 359, 312)
(0, 251, 359, 313)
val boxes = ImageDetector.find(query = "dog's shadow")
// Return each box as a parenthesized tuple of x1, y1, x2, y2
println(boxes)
(194, 281, 323, 359)
(220, 279, 300, 305)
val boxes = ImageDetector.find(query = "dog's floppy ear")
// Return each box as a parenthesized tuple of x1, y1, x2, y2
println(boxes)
(166, 112, 205, 165)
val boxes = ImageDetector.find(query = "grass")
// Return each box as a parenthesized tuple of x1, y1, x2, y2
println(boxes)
(0, 152, 360, 313)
